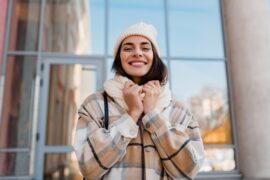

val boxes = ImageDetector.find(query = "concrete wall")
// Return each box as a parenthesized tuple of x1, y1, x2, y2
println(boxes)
(222, 0, 270, 179)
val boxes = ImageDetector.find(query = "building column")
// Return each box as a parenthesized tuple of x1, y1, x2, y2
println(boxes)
(222, 0, 270, 178)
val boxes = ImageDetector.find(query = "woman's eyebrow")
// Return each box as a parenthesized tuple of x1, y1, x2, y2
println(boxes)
(141, 42, 151, 45)
(122, 41, 151, 46)
(122, 42, 134, 46)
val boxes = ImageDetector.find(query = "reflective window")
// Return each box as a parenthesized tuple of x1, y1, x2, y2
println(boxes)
(46, 64, 97, 145)
(201, 148, 236, 172)
(9, 0, 41, 51)
(108, 0, 166, 56)
(1, 0, 237, 177)
(168, 0, 224, 58)
(106, 58, 115, 80)
(44, 153, 81, 180)
(174, 53, 237, 173)
(0, 56, 37, 148)
(171, 60, 232, 145)
(42, 0, 105, 55)
(0, 152, 30, 176)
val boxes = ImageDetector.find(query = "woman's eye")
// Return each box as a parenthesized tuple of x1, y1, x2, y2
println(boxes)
(123, 48, 132, 51)
(142, 48, 150, 51)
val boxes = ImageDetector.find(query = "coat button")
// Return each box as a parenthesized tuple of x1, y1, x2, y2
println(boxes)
(145, 122, 151, 129)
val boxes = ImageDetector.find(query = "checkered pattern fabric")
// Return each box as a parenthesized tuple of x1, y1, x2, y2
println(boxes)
(73, 91, 205, 180)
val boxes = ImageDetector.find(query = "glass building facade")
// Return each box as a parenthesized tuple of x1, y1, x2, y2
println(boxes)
(0, 0, 241, 179)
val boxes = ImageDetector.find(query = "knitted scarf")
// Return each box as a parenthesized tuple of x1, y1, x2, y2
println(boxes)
(104, 75, 172, 112)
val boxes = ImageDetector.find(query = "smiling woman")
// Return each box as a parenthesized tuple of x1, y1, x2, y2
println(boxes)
(118, 36, 154, 83)
(73, 22, 205, 180)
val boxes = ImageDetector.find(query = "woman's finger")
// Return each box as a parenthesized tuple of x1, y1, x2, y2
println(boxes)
(124, 81, 134, 89)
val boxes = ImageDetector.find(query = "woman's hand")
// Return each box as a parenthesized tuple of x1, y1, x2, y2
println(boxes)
(123, 81, 143, 122)
(142, 80, 160, 113)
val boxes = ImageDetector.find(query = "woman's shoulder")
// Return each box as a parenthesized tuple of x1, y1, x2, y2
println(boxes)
(169, 94, 196, 125)
(170, 94, 192, 115)
(81, 90, 105, 105)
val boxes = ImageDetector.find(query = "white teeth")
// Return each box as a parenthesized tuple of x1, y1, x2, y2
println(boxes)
(130, 62, 145, 66)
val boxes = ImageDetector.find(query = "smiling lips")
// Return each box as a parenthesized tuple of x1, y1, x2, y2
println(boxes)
(128, 60, 147, 67)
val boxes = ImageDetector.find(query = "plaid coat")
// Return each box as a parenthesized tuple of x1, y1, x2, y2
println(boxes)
(73, 91, 205, 180)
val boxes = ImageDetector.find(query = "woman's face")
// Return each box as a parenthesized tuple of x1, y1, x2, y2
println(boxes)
(120, 35, 154, 84)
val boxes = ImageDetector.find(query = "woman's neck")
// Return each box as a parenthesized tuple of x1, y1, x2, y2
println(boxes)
(132, 77, 141, 84)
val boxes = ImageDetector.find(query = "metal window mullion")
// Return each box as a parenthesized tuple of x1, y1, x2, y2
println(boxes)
(0, 148, 30, 153)
(0, 0, 14, 125)
(42, 57, 103, 64)
(104, 0, 109, 81)
(0, 176, 31, 180)
(169, 57, 227, 61)
(197, 171, 242, 179)
(31, 0, 47, 178)
(219, 0, 241, 172)
(7, 51, 39, 56)
(41, 52, 105, 60)
(43, 146, 73, 153)
(199, 170, 241, 176)
(1, 0, 13, 75)
(164, 0, 172, 89)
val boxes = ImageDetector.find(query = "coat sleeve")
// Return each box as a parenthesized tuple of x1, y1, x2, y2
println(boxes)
(73, 96, 138, 179)
(141, 103, 205, 179)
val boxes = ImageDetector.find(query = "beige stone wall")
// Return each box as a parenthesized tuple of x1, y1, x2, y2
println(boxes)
(222, 0, 270, 178)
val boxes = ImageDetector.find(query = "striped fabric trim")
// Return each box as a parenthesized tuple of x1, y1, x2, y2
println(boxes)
(144, 144, 156, 149)
(86, 138, 109, 170)
(81, 105, 92, 118)
(128, 143, 156, 150)
(160, 139, 191, 161)
(187, 126, 199, 129)
(128, 143, 142, 147)
(81, 105, 101, 127)
(170, 159, 192, 180)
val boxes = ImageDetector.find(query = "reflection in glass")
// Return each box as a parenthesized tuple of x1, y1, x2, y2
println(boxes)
(46, 64, 97, 145)
(44, 153, 81, 180)
(43, 0, 105, 55)
(106, 58, 115, 80)
(108, 0, 166, 56)
(9, 0, 41, 51)
(201, 148, 236, 172)
(171, 60, 232, 144)
(168, 0, 224, 58)
(0, 152, 30, 176)
(0, 56, 37, 148)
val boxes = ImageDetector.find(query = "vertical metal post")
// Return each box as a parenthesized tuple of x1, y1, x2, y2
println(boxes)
(32, 0, 46, 179)
(104, 0, 109, 82)
(0, 0, 13, 125)
(164, 0, 172, 89)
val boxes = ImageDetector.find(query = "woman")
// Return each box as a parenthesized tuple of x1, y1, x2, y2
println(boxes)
(73, 22, 205, 180)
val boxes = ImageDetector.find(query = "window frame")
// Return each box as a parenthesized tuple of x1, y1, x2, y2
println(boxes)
(0, 0, 241, 179)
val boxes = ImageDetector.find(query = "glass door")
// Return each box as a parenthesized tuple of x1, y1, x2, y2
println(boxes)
(35, 56, 104, 180)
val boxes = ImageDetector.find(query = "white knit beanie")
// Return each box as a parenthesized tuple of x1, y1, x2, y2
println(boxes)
(114, 22, 160, 57)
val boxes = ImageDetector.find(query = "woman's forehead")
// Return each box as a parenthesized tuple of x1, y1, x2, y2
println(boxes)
(122, 35, 151, 45)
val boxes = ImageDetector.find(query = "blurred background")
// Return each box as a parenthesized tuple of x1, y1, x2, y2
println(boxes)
(0, 0, 269, 179)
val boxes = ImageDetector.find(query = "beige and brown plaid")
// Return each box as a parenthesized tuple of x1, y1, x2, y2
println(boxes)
(73, 91, 205, 180)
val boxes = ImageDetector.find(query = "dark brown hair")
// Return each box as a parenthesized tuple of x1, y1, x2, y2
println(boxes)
(112, 42, 168, 85)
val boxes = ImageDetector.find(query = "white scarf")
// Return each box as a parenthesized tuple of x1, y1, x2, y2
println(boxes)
(104, 75, 172, 112)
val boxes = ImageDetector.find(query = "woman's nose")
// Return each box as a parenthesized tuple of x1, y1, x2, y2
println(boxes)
(133, 48, 143, 57)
